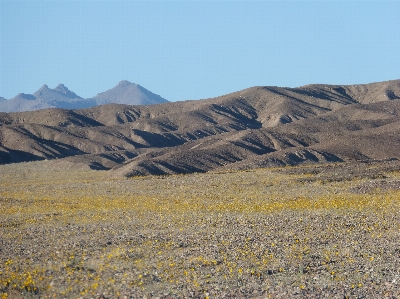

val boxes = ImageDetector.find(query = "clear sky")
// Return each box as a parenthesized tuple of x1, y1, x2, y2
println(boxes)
(1, 1, 399, 101)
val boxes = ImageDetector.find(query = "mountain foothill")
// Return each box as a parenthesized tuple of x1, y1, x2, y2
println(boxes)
(1, 79, 400, 177)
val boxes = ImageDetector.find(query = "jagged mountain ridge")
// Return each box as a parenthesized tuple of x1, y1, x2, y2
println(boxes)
(1, 79, 400, 176)
(0, 84, 95, 112)
(0, 81, 169, 112)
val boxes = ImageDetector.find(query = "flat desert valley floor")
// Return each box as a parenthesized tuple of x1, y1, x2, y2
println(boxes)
(1, 160, 400, 298)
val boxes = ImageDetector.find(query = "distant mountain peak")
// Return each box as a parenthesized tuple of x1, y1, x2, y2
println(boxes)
(39, 84, 49, 91)
(118, 80, 135, 87)
(93, 81, 168, 105)
(0, 80, 169, 112)
(55, 83, 67, 90)
(54, 83, 82, 99)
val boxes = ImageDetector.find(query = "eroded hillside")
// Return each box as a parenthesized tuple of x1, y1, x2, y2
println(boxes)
(1, 79, 400, 176)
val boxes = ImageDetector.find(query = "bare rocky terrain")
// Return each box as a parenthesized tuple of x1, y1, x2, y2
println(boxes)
(1, 79, 400, 177)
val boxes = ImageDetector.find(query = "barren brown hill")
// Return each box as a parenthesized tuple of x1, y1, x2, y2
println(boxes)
(1, 79, 400, 175)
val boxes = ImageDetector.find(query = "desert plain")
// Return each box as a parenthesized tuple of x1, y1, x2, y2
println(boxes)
(1, 159, 399, 298)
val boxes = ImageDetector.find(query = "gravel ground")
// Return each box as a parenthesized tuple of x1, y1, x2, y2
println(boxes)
(1, 160, 400, 298)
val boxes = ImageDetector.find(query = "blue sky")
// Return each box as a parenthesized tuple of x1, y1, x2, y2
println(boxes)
(1, 1, 399, 101)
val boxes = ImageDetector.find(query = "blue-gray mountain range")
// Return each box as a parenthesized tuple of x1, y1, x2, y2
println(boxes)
(0, 81, 168, 112)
